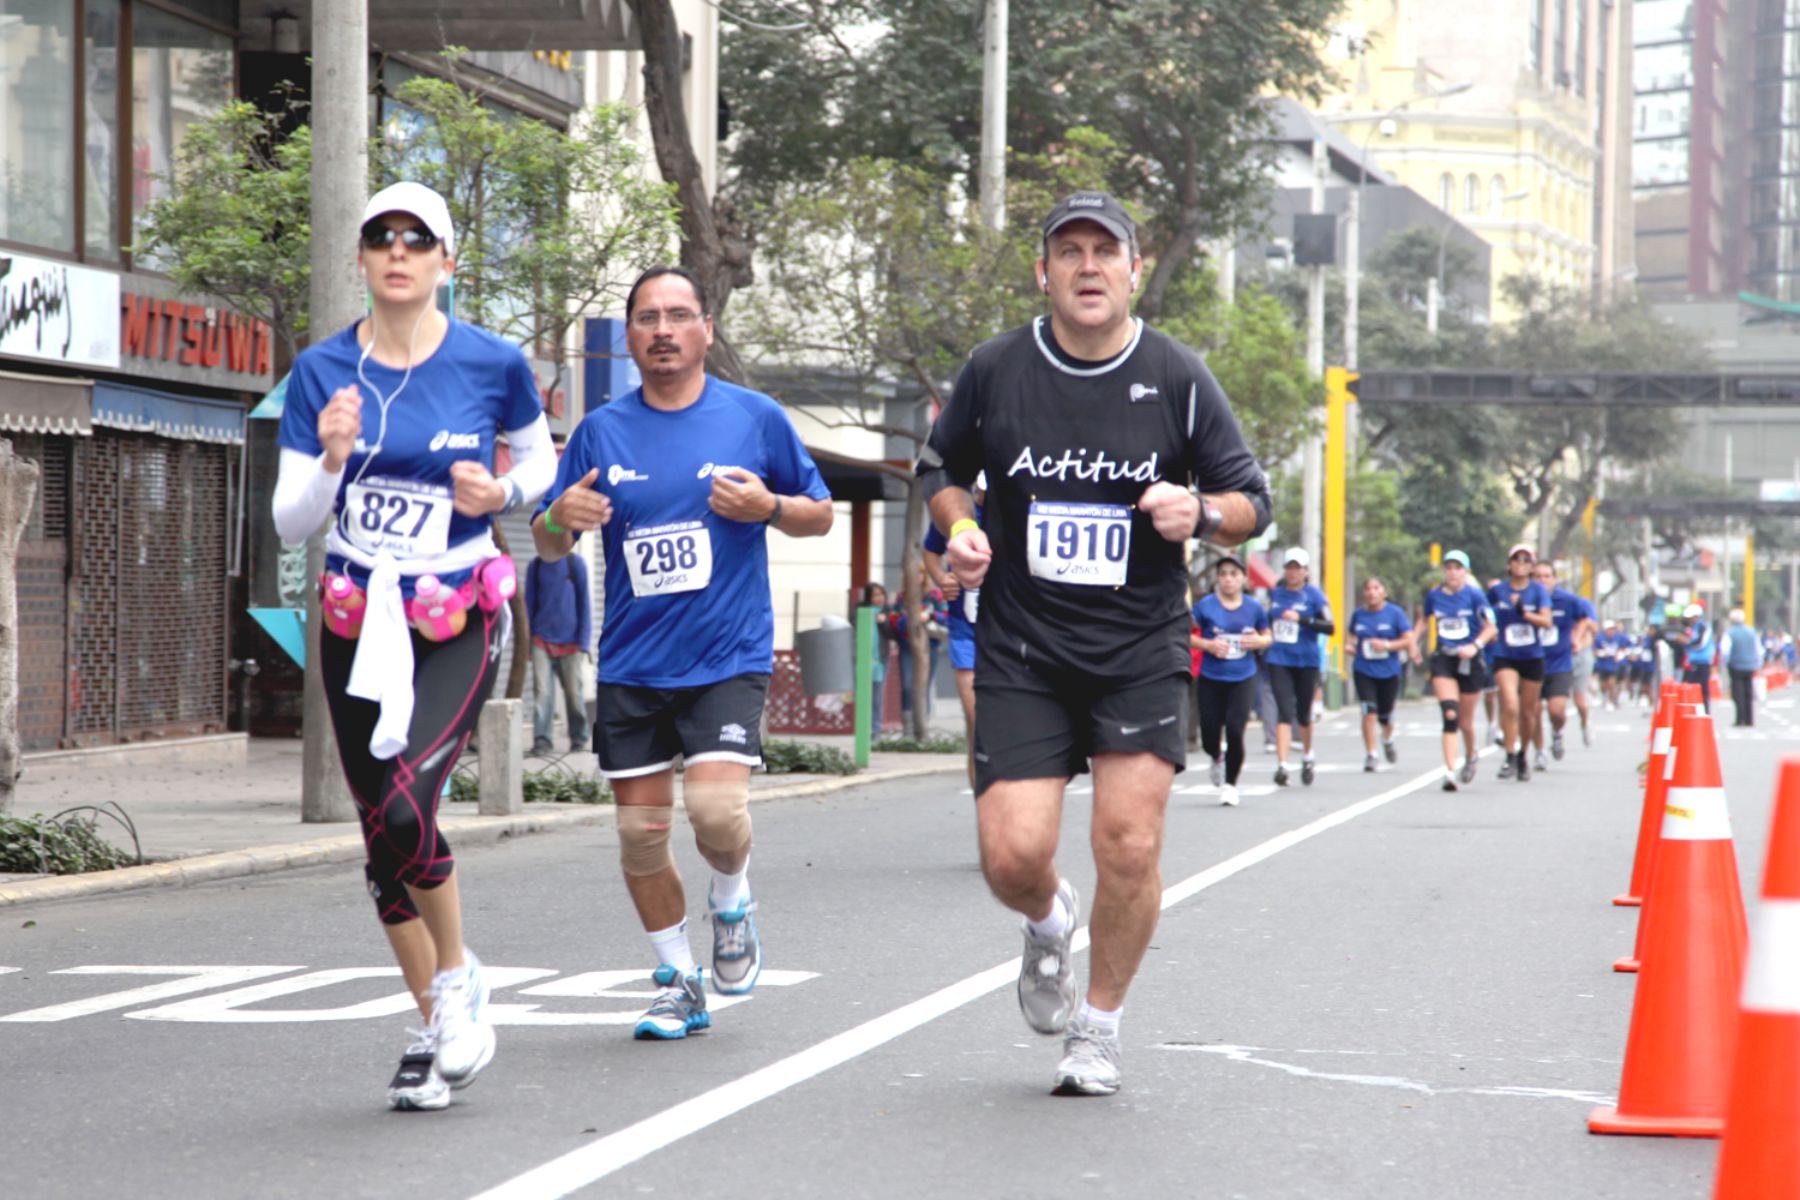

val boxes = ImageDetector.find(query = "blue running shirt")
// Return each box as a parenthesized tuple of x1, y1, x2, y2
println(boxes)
(923, 505, 983, 635)
(1423, 584, 1492, 653)
(279, 319, 544, 595)
(1348, 602, 1412, 680)
(1192, 594, 1267, 682)
(543, 377, 831, 688)
(1540, 587, 1596, 674)
(1487, 579, 1551, 660)
(1265, 583, 1331, 668)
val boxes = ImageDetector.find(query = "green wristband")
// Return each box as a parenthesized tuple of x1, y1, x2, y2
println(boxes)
(543, 510, 566, 536)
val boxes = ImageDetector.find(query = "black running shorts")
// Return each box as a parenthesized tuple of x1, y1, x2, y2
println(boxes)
(1429, 651, 1487, 694)
(1267, 662, 1320, 727)
(972, 643, 1187, 797)
(1542, 670, 1575, 699)
(594, 673, 770, 778)
(1492, 656, 1546, 683)
(1353, 671, 1402, 721)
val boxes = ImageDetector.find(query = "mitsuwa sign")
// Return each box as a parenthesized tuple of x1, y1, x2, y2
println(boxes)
(0, 251, 272, 387)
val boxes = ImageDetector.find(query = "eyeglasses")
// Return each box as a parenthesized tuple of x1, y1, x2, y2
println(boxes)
(360, 225, 440, 252)
(630, 308, 705, 329)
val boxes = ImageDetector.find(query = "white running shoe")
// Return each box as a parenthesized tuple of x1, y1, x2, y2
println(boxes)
(430, 950, 495, 1088)
(1053, 1016, 1122, 1096)
(388, 1028, 450, 1111)
(1219, 784, 1240, 807)
(1018, 879, 1080, 1036)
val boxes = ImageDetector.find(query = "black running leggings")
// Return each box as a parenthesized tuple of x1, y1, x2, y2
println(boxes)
(320, 603, 502, 925)
(1195, 675, 1255, 785)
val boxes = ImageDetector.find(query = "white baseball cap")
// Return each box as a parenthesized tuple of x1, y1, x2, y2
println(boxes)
(1283, 547, 1310, 568)
(1684, 603, 1704, 619)
(363, 181, 455, 256)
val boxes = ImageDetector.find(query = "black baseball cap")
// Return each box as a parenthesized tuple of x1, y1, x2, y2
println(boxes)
(1042, 192, 1136, 248)
(1213, 552, 1246, 572)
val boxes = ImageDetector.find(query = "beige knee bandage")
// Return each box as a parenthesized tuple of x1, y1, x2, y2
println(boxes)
(617, 803, 676, 877)
(683, 778, 752, 855)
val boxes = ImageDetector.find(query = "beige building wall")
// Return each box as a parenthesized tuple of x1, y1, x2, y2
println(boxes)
(1316, 0, 1634, 319)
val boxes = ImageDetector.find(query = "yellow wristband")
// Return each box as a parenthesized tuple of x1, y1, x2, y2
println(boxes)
(950, 519, 979, 538)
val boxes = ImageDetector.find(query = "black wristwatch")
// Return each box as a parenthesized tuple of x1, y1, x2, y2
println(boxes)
(1194, 496, 1224, 542)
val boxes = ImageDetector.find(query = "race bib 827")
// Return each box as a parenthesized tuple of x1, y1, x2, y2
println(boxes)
(1026, 501, 1130, 587)
(343, 475, 452, 558)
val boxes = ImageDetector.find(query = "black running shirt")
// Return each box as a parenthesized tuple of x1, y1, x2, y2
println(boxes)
(920, 317, 1270, 681)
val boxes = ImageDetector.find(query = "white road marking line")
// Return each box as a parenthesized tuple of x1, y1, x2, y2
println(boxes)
(0, 966, 303, 1023)
(1161, 1044, 1615, 1105)
(469, 757, 1472, 1200)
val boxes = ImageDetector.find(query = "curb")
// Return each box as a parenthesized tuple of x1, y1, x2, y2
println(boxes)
(0, 764, 959, 910)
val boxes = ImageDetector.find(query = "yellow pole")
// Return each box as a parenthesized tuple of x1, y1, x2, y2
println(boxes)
(1430, 542, 1442, 566)
(1580, 496, 1599, 601)
(1745, 534, 1756, 627)
(1325, 367, 1355, 678)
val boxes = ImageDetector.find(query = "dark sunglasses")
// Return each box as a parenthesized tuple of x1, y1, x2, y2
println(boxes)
(360, 223, 440, 252)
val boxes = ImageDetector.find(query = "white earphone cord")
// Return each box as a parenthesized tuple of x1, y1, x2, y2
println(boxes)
(341, 303, 433, 537)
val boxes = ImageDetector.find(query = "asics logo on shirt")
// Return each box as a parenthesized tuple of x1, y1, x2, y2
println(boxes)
(1006, 446, 1160, 483)
(1128, 383, 1159, 402)
(696, 463, 741, 480)
(429, 430, 482, 452)
(607, 464, 650, 486)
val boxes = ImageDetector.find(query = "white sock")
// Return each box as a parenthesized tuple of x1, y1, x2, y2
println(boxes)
(1303, 751, 1315, 763)
(647, 920, 697, 975)
(1079, 1001, 1122, 1036)
(1025, 887, 1072, 940)
(710, 859, 750, 911)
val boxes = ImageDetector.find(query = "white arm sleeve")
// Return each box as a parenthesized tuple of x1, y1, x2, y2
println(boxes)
(502, 413, 556, 510)
(272, 448, 345, 544)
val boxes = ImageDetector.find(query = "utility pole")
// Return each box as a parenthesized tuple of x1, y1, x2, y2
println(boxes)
(978, 0, 1008, 232)
(1302, 135, 1326, 571)
(1344, 188, 1359, 371)
(302, 0, 367, 823)
(1723, 433, 1733, 611)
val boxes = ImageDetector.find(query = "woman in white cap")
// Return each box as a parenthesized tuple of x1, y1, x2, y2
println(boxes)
(1672, 602, 1716, 712)
(1420, 550, 1495, 791)
(272, 182, 557, 1110)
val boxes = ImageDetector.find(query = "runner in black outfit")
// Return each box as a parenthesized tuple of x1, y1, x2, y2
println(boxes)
(918, 191, 1271, 1097)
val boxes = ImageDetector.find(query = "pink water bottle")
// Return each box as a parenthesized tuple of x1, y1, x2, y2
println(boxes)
(407, 575, 469, 642)
(322, 573, 366, 640)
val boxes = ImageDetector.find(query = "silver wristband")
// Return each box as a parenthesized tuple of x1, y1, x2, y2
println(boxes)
(1194, 496, 1224, 542)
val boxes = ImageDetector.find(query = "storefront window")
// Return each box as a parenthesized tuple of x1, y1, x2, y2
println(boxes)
(0, 0, 77, 252)
(84, 0, 119, 259)
(130, 4, 232, 263)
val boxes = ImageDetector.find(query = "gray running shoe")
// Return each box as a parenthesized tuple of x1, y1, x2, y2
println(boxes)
(1498, 754, 1515, 780)
(1458, 759, 1477, 785)
(388, 1028, 450, 1111)
(1364, 753, 1378, 773)
(1053, 1016, 1122, 1096)
(1209, 757, 1222, 787)
(1551, 733, 1565, 761)
(708, 894, 762, 995)
(1383, 739, 1398, 764)
(1534, 749, 1548, 772)
(1018, 878, 1080, 1036)
(430, 951, 494, 1088)
(635, 965, 711, 1039)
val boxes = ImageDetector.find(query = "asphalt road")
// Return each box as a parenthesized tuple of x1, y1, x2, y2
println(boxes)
(3, 694, 1792, 1200)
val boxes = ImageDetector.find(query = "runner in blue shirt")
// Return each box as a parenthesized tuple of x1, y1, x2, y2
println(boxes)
(1486, 544, 1553, 782)
(1673, 602, 1716, 713)
(1346, 577, 1415, 773)
(1266, 547, 1334, 786)
(1593, 619, 1628, 708)
(1191, 553, 1270, 808)
(533, 266, 833, 1041)
(923, 475, 985, 786)
(273, 183, 558, 1110)
(1530, 560, 1597, 767)
(1421, 550, 1496, 791)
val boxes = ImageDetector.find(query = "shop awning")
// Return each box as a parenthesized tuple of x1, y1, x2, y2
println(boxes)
(0, 370, 92, 437)
(92, 383, 246, 445)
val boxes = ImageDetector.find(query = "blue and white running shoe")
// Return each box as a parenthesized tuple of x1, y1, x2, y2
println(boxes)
(709, 894, 763, 995)
(634, 965, 711, 1040)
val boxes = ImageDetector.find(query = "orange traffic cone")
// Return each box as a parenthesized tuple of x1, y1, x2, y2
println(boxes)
(1590, 706, 1748, 1137)
(1617, 684, 1711, 972)
(1712, 759, 1800, 1196)
(1614, 682, 1682, 909)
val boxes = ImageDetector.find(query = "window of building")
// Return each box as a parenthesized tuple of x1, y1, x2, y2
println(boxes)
(1554, 0, 1568, 83)
(1, 0, 78, 252)
(1490, 175, 1507, 213)
(1465, 173, 1479, 213)
(84, 0, 121, 261)
(1636, 0, 1696, 46)
(1440, 172, 1454, 210)
(1634, 137, 1691, 188)
(1635, 42, 1695, 92)
(130, 5, 234, 265)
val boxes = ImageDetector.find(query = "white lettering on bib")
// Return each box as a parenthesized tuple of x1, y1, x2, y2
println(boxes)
(1220, 633, 1244, 660)
(1505, 621, 1538, 648)
(1437, 616, 1470, 642)
(1540, 625, 1560, 646)
(1362, 639, 1389, 661)
(965, 588, 979, 625)
(1027, 501, 1130, 587)
(624, 520, 713, 597)
(344, 476, 452, 558)
(1272, 619, 1300, 644)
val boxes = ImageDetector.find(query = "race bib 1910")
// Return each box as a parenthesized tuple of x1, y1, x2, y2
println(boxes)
(343, 476, 452, 558)
(1437, 616, 1470, 642)
(624, 520, 713, 597)
(1505, 621, 1538, 648)
(1026, 501, 1130, 587)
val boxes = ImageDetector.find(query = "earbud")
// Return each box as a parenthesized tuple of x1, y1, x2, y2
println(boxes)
(1130, 272, 1140, 288)
(1038, 273, 1048, 292)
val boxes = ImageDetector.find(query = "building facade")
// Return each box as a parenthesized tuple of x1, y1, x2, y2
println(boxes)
(1316, 0, 1636, 318)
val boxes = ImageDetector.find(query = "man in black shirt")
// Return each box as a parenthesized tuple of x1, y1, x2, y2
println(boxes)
(916, 192, 1271, 1096)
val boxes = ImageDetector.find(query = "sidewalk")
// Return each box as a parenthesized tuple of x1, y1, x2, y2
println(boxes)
(0, 736, 965, 907)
